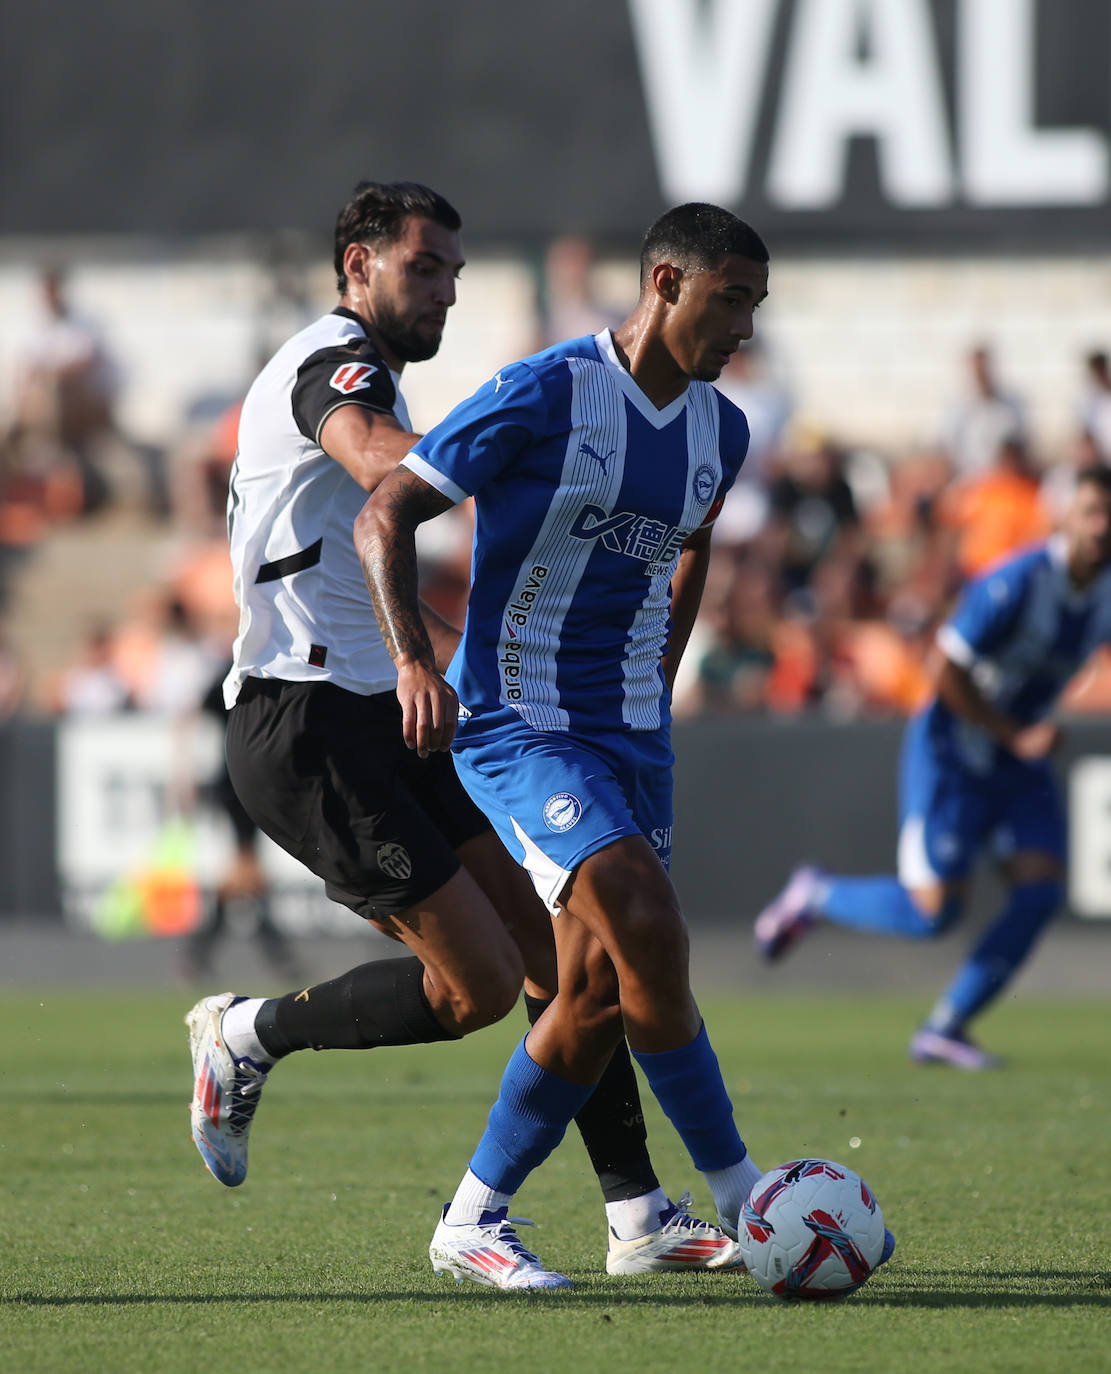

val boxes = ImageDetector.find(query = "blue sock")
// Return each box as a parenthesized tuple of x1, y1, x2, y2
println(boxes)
(632, 1023, 745, 1171)
(468, 1036, 595, 1195)
(816, 875, 956, 938)
(926, 881, 1062, 1031)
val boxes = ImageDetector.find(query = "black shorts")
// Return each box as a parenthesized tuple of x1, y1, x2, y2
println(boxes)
(225, 677, 490, 922)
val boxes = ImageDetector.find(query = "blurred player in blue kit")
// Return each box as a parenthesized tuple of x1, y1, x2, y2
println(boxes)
(756, 466, 1111, 1069)
(358, 201, 897, 1289)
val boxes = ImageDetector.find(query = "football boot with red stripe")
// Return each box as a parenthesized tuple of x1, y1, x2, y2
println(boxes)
(186, 992, 269, 1187)
(606, 1190, 747, 1274)
(429, 1206, 572, 1290)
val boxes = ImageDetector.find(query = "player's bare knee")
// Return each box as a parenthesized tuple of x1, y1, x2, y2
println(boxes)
(909, 884, 964, 932)
(456, 958, 524, 1033)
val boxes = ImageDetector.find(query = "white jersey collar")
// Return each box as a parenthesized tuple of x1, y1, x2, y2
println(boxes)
(594, 329, 690, 430)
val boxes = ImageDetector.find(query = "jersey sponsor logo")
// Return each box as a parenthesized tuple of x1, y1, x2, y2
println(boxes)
(493, 371, 512, 393)
(501, 564, 548, 701)
(569, 502, 688, 572)
(543, 791, 583, 833)
(377, 842, 412, 881)
(329, 362, 378, 394)
(580, 440, 615, 474)
(650, 824, 672, 867)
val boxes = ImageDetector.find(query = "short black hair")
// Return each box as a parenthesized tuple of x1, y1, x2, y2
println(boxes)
(334, 181, 462, 292)
(639, 203, 769, 288)
(1074, 465, 1111, 499)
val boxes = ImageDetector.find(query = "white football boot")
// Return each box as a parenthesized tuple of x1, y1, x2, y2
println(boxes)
(430, 1207, 572, 1291)
(186, 992, 270, 1187)
(606, 1191, 747, 1275)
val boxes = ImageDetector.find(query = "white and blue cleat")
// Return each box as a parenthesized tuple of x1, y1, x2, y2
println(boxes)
(185, 992, 270, 1187)
(430, 1206, 572, 1291)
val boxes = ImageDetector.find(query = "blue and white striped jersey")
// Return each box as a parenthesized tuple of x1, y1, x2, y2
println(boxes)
(402, 329, 750, 734)
(929, 534, 1111, 772)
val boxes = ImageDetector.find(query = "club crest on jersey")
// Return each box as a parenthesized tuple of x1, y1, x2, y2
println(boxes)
(693, 464, 717, 504)
(329, 362, 377, 394)
(543, 792, 582, 833)
(377, 842, 412, 881)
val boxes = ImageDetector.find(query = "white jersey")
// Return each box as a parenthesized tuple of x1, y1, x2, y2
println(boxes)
(224, 309, 410, 706)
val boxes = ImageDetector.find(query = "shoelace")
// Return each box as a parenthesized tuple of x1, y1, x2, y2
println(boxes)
(661, 1190, 704, 1233)
(485, 1214, 543, 1266)
(224, 1058, 268, 1136)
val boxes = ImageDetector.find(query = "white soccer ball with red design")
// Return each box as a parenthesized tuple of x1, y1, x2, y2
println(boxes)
(738, 1159, 888, 1300)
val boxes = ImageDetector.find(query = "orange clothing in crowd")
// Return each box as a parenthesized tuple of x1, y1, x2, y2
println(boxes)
(940, 469, 1052, 578)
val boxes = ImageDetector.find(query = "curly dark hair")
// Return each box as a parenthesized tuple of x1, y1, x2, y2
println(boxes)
(334, 181, 461, 292)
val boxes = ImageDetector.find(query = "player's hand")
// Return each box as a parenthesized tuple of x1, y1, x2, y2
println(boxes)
(1007, 720, 1060, 760)
(396, 661, 459, 757)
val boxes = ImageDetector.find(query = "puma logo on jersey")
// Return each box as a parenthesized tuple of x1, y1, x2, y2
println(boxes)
(579, 441, 615, 474)
(329, 362, 377, 394)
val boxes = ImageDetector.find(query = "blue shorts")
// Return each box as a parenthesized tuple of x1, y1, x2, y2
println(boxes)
(896, 713, 1065, 886)
(452, 720, 675, 913)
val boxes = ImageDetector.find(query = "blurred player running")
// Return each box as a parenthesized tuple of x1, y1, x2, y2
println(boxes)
(358, 202, 893, 1289)
(185, 180, 738, 1278)
(756, 467, 1111, 1068)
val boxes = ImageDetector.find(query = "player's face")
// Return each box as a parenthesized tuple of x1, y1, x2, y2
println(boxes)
(1065, 479, 1111, 578)
(667, 254, 769, 382)
(366, 217, 465, 364)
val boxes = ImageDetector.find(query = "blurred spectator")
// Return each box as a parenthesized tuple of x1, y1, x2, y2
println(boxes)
(682, 553, 780, 714)
(51, 620, 133, 715)
(1077, 349, 1111, 464)
(765, 434, 863, 593)
(167, 539, 239, 648)
(938, 435, 1052, 579)
(7, 266, 120, 516)
(133, 594, 226, 716)
(712, 342, 794, 547)
(2, 266, 168, 522)
(535, 235, 622, 347)
(168, 396, 244, 536)
(939, 343, 1028, 478)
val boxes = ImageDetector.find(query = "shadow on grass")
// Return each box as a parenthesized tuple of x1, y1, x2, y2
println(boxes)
(5, 1270, 1110, 1310)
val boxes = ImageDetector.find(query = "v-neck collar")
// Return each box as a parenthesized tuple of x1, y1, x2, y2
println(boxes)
(594, 329, 690, 430)
(1047, 532, 1111, 607)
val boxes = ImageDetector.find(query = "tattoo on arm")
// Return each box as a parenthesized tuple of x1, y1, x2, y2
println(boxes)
(357, 470, 454, 666)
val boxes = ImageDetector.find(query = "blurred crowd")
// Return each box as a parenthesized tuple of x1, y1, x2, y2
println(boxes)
(4, 245, 1111, 730)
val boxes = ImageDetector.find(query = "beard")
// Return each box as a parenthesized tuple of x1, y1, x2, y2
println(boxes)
(375, 302, 444, 364)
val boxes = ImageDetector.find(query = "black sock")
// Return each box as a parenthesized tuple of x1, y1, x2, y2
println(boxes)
(524, 993, 659, 1204)
(256, 957, 459, 1058)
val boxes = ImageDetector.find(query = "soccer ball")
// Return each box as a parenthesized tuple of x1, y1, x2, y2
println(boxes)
(738, 1159, 888, 1301)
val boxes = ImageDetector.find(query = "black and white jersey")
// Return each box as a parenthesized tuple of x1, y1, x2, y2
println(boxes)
(224, 308, 411, 706)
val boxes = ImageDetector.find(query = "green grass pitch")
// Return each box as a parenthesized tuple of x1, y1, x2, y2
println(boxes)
(1, 988, 1108, 1373)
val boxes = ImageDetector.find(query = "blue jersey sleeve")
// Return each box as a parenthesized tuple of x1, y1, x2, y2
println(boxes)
(699, 390, 750, 525)
(404, 361, 552, 502)
(716, 393, 751, 488)
(939, 557, 1032, 665)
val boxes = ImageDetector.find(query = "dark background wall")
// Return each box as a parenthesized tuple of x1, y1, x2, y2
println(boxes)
(3, 0, 1109, 248)
(6, 715, 1111, 925)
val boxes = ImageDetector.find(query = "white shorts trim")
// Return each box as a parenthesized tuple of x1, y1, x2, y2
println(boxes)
(897, 814, 940, 889)
(510, 815, 573, 915)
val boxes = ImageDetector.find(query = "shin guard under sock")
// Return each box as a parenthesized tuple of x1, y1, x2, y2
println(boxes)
(524, 993, 659, 1203)
(254, 956, 458, 1057)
